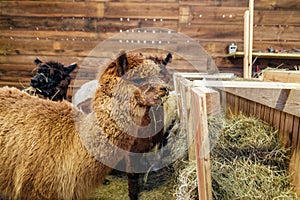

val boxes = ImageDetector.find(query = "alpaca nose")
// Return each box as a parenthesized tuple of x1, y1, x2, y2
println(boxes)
(30, 78, 38, 87)
(159, 86, 169, 96)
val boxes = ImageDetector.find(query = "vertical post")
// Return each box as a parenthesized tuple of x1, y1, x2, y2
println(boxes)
(248, 0, 254, 78)
(191, 87, 213, 200)
(243, 10, 250, 79)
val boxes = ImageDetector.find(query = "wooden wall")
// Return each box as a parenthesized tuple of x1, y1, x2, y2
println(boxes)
(1, 0, 300, 95)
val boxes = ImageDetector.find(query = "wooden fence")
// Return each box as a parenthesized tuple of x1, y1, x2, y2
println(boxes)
(1, 0, 300, 95)
(175, 73, 300, 199)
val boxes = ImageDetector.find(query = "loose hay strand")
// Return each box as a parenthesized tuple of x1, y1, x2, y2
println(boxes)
(174, 114, 299, 200)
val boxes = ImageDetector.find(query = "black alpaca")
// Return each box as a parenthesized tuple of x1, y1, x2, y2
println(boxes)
(30, 58, 77, 101)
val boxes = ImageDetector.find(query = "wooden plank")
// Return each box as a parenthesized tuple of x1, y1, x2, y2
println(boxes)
(194, 86, 221, 115)
(248, 100, 256, 117)
(263, 71, 300, 83)
(291, 117, 300, 153)
(254, 0, 300, 10)
(255, 10, 300, 25)
(279, 112, 286, 145)
(194, 80, 300, 89)
(181, 6, 246, 25)
(263, 106, 271, 123)
(104, 2, 179, 19)
(254, 25, 300, 42)
(174, 72, 235, 80)
(0, 30, 99, 40)
(190, 87, 212, 200)
(0, 38, 99, 57)
(0, 1, 104, 18)
(283, 113, 294, 148)
(272, 109, 282, 131)
(0, 16, 98, 31)
(179, 24, 244, 41)
(222, 87, 300, 118)
(293, 120, 300, 196)
(227, 52, 300, 59)
(268, 107, 275, 126)
(244, 10, 250, 79)
(178, 78, 195, 160)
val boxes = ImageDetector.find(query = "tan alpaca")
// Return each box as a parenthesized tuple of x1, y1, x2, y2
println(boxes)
(0, 51, 175, 200)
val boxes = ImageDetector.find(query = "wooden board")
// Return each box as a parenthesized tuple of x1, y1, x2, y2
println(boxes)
(0, 1, 105, 18)
(263, 70, 300, 83)
(190, 87, 213, 200)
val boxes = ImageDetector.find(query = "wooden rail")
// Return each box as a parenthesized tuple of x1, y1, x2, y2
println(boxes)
(175, 72, 300, 198)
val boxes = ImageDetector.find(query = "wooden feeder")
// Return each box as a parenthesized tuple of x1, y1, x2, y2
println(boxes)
(174, 72, 300, 199)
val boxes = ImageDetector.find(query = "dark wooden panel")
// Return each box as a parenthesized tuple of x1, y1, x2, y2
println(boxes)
(104, 2, 179, 19)
(0, 1, 105, 18)
(254, 25, 300, 42)
(255, 10, 300, 25)
(0, 16, 99, 32)
(0, 38, 99, 57)
(181, 6, 246, 25)
(179, 24, 244, 41)
(179, 0, 249, 7)
(179, 0, 300, 9)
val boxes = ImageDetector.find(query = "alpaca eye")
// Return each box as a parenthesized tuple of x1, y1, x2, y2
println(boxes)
(132, 78, 146, 85)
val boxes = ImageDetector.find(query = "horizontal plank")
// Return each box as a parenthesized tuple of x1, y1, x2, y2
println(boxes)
(181, 6, 246, 25)
(194, 80, 300, 89)
(180, 23, 300, 42)
(227, 52, 300, 59)
(255, 10, 300, 25)
(2, 25, 299, 47)
(0, 16, 178, 33)
(0, 30, 99, 40)
(263, 70, 300, 82)
(182, 7, 300, 26)
(0, 38, 99, 57)
(0, 1, 104, 18)
(179, 24, 244, 41)
(193, 79, 300, 117)
(179, 0, 300, 10)
(0, 16, 99, 32)
(253, 25, 300, 42)
(104, 2, 179, 19)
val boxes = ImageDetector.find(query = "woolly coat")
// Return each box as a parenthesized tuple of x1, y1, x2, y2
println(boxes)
(0, 52, 173, 200)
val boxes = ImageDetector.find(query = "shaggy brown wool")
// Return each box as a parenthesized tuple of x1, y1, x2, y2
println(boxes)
(0, 51, 173, 200)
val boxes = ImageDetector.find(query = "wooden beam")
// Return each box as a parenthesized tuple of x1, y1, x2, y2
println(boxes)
(0, 2, 104, 18)
(190, 87, 212, 200)
(173, 72, 235, 80)
(194, 80, 300, 117)
(243, 10, 250, 79)
(194, 80, 300, 89)
(263, 70, 300, 83)
(227, 52, 300, 59)
(248, 0, 254, 78)
(174, 75, 221, 161)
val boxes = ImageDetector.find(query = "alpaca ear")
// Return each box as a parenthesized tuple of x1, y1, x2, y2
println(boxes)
(116, 50, 128, 76)
(34, 58, 43, 65)
(64, 63, 78, 74)
(162, 53, 172, 65)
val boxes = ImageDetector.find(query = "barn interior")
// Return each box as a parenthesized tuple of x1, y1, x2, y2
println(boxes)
(1, 0, 300, 199)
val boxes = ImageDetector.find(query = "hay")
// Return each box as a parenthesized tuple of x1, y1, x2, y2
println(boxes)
(89, 170, 176, 200)
(174, 114, 299, 200)
(173, 160, 198, 200)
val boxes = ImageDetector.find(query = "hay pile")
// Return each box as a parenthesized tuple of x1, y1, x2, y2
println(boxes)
(175, 114, 299, 200)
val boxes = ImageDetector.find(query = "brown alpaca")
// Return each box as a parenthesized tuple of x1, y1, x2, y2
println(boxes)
(0, 51, 173, 200)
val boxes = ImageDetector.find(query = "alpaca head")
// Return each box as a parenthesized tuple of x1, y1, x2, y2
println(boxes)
(94, 51, 173, 136)
(30, 58, 77, 101)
